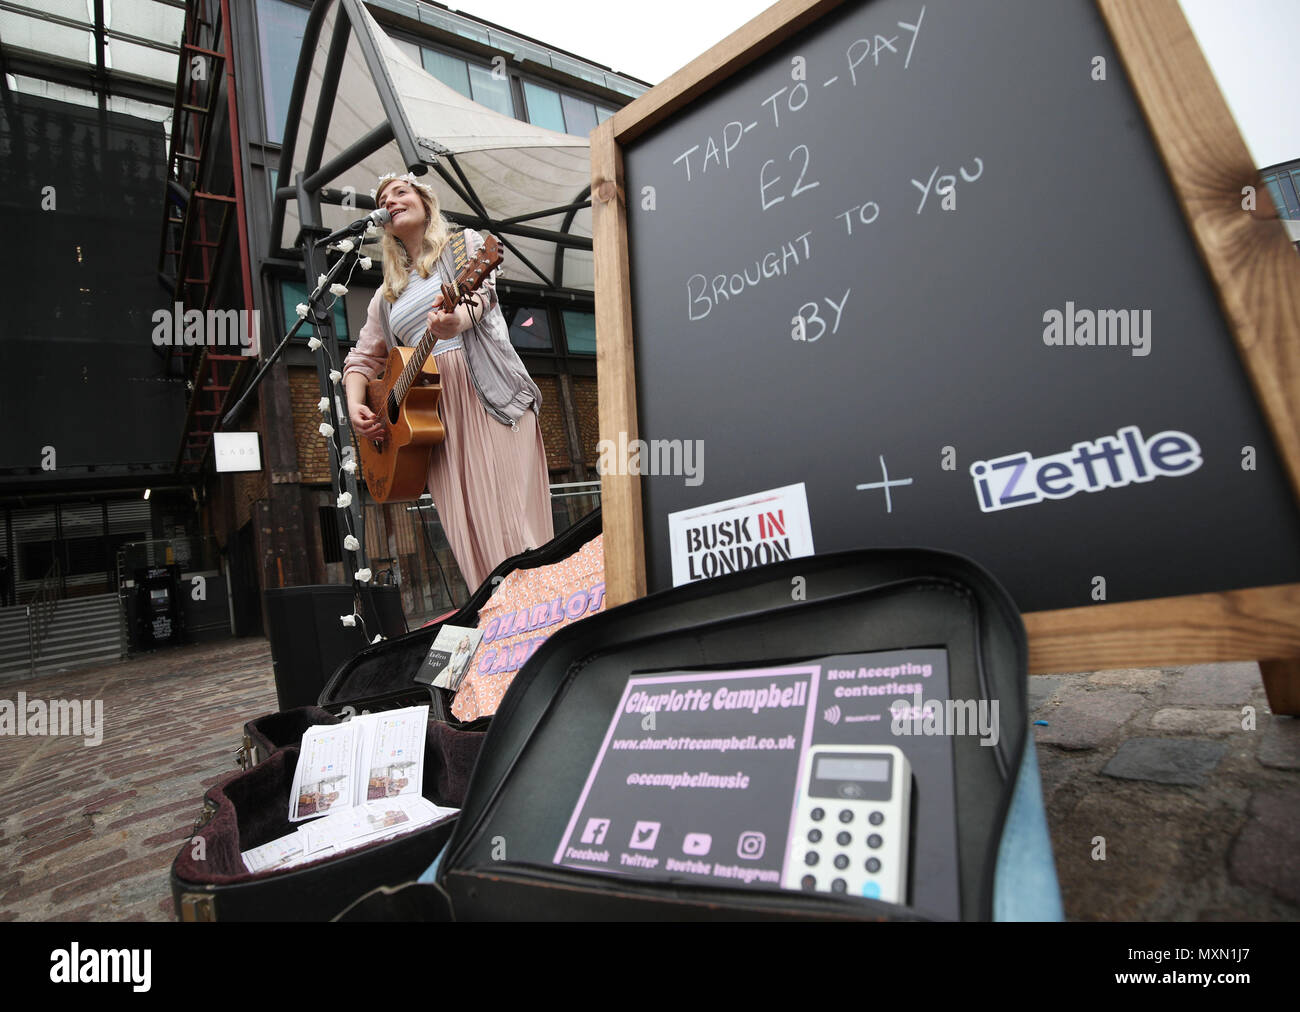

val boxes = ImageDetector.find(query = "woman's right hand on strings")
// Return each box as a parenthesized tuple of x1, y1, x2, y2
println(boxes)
(351, 401, 385, 441)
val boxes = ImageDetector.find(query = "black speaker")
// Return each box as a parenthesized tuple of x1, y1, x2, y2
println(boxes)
(264, 585, 406, 710)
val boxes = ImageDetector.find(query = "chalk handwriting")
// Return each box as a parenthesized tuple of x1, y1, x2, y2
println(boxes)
(846, 5, 926, 84)
(912, 156, 983, 214)
(760, 144, 821, 211)
(687, 230, 814, 321)
(793, 289, 852, 342)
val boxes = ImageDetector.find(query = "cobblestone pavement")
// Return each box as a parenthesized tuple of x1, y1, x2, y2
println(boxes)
(0, 641, 1295, 920)
(0, 639, 277, 922)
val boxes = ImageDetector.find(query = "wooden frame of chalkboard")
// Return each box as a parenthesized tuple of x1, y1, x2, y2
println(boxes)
(591, 0, 1300, 713)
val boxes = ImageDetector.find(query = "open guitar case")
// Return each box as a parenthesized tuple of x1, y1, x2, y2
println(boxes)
(168, 508, 603, 921)
(342, 546, 1062, 922)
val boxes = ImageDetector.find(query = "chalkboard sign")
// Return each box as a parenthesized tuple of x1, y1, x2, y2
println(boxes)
(593, 0, 1300, 681)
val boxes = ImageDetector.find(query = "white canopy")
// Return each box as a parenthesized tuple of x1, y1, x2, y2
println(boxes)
(275, 0, 594, 290)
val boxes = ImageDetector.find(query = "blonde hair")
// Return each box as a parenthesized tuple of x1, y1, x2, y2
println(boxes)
(375, 177, 452, 303)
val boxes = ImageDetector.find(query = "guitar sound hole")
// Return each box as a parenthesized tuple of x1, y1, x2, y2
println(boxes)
(387, 393, 399, 425)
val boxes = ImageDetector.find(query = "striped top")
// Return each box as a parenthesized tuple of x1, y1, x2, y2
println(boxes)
(388, 268, 462, 356)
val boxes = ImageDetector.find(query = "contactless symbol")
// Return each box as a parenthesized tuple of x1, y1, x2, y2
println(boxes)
(580, 817, 610, 845)
(855, 455, 913, 513)
(737, 831, 766, 860)
(823, 704, 842, 725)
(629, 820, 661, 850)
(683, 832, 712, 855)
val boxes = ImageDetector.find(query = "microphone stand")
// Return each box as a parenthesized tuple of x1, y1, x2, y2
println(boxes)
(223, 244, 361, 429)
(223, 236, 393, 646)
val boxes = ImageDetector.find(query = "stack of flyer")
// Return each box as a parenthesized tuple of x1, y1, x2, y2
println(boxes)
(240, 706, 458, 874)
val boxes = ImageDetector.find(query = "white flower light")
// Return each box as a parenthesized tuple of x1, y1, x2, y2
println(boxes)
(355, 568, 372, 583)
(340, 614, 357, 627)
(364, 225, 381, 238)
(317, 274, 328, 289)
(319, 423, 334, 438)
(341, 458, 358, 474)
(337, 492, 352, 508)
(295, 303, 309, 319)
(371, 634, 384, 644)
(330, 283, 348, 296)
(317, 397, 330, 413)
(359, 256, 372, 270)
(329, 369, 342, 384)
(334, 238, 354, 253)
(308, 337, 322, 351)
(343, 534, 360, 551)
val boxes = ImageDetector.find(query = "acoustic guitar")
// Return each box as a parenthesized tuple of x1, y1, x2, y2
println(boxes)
(358, 232, 503, 503)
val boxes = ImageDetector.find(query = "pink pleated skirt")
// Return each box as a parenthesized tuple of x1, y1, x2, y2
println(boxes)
(425, 346, 554, 590)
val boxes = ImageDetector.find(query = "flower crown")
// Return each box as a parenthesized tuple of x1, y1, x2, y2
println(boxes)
(369, 171, 435, 201)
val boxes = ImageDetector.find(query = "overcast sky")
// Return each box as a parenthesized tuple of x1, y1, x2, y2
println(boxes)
(445, 0, 1299, 168)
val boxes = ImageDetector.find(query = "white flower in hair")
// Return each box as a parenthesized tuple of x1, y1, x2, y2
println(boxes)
(337, 491, 352, 508)
(317, 397, 330, 413)
(343, 534, 360, 551)
(340, 614, 357, 627)
(355, 568, 372, 583)
(308, 336, 322, 351)
(295, 303, 309, 319)
(330, 283, 348, 296)
(330, 369, 342, 384)
(359, 256, 372, 270)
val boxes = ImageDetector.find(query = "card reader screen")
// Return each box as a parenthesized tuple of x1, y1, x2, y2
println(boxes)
(816, 756, 890, 782)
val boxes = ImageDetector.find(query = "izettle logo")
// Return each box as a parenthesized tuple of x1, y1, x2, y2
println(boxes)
(49, 943, 151, 991)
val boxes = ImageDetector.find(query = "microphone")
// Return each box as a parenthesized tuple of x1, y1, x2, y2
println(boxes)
(314, 207, 392, 247)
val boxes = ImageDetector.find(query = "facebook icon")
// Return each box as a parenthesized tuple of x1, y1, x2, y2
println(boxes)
(581, 817, 610, 845)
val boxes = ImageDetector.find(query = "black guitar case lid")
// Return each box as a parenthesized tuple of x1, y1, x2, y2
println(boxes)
(436, 547, 1029, 921)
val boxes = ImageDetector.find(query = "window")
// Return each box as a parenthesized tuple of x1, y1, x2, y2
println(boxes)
(560, 93, 599, 138)
(504, 304, 552, 350)
(422, 48, 470, 98)
(1276, 173, 1300, 218)
(468, 63, 513, 117)
(524, 81, 612, 137)
(255, 0, 309, 146)
(421, 48, 515, 117)
(281, 280, 349, 342)
(522, 81, 565, 133)
(1265, 179, 1288, 218)
(562, 310, 596, 355)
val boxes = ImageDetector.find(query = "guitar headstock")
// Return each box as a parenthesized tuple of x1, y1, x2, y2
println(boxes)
(449, 233, 502, 308)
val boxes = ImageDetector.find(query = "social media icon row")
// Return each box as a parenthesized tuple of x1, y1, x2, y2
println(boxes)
(579, 817, 765, 860)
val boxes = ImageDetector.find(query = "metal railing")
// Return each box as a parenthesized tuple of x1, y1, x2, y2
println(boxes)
(25, 559, 62, 677)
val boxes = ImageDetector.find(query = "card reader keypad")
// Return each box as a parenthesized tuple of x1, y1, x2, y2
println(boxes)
(783, 746, 911, 904)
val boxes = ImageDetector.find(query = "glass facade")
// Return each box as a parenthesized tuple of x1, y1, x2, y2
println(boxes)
(256, 0, 311, 145)
(504, 304, 553, 350)
(562, 310, 596, 355)
(523, 80, 614, 136)
(280, 280, 350, 343)
(1261, 166, 1300, 219)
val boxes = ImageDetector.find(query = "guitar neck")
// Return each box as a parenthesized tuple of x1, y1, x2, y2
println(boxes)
(390, 233, 501, 405)
(393, 321, 445, 404)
